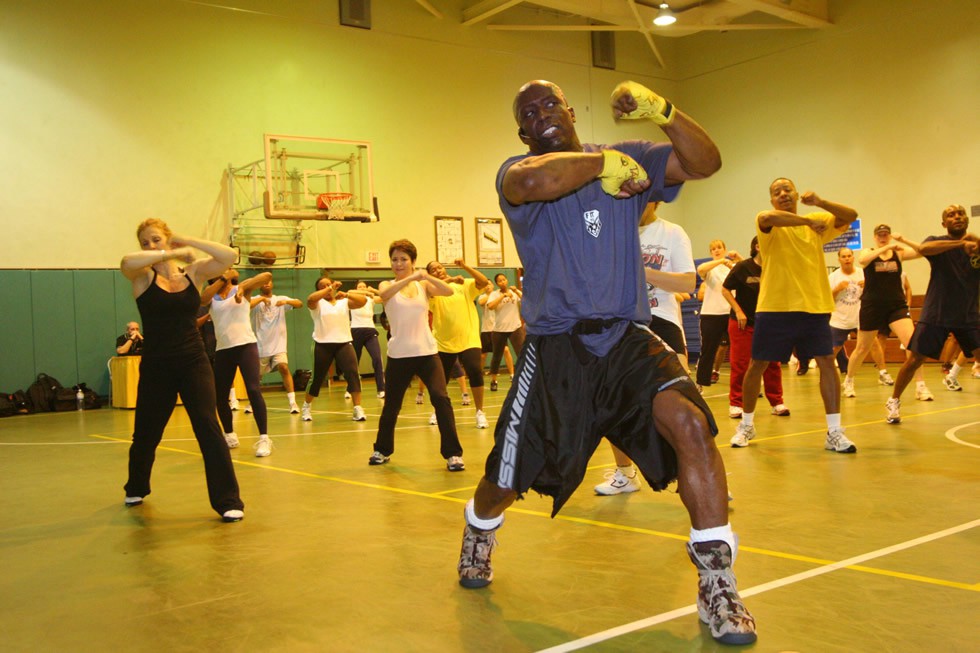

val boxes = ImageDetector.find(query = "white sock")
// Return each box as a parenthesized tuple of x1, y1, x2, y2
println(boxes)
(948, 363, 962, 379)
(690, 523, 737, 561)
(916, 380, 926, 388)
(879, 368, 889, 377)
(741, 412, 754, 427)
(303, 400, 312, 408)
(229, 388, 237, 401)
(465, 499, 503, 532)
(258, 434, 269, 441)
(827, 413, 842, 429)
(617, 465, 637, 478)
(287, 392, 296, 403)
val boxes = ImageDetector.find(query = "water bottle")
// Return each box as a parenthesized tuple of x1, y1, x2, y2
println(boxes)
(76, 387, 85, 411)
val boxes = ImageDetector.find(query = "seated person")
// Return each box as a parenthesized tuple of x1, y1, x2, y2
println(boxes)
(115, 321, 144, 356)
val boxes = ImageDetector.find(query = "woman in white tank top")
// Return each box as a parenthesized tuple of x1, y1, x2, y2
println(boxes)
(368, 239, 466, 471)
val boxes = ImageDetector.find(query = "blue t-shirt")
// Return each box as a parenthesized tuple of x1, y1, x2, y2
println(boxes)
(919, 235, 980, 327)
(496, 141, 681, 356)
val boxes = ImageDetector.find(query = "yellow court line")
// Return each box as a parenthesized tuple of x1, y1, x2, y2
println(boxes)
(89, 429, 979, 593)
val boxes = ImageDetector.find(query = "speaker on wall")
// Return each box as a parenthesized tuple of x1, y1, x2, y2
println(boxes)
(591, 31, 616, 70)
(340, 0, 371, 30)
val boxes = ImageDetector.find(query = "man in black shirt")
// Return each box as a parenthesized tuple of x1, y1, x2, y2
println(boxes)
(115, 321, 144, 356)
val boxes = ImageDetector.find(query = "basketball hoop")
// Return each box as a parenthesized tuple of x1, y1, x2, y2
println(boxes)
(317, 192, 353, 220)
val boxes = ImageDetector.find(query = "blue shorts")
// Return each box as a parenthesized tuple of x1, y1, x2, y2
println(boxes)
(830, 326, 855, 349)
(752, 312, 833, 362)
(908, 322, 980, 360)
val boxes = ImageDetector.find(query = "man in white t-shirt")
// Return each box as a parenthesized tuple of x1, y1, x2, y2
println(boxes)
(250, 276, 303, 413)
(595, 201, 697, 496)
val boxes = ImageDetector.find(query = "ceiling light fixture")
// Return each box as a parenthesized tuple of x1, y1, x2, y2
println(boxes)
(653, 3, 677, 26)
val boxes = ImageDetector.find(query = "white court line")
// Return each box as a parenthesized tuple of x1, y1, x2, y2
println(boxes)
(535, 518, 980, 653)
(945, 421, 980, 449)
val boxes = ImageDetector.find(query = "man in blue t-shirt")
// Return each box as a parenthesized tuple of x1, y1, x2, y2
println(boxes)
(885, 204, 980, 423)
(455, 79, 756, 646)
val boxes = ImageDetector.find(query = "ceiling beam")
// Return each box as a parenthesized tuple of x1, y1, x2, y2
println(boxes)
(462, 0, 524, 26)
(415, 0, 443, 19)
(486, 23, 807, 32)
(727, 0, 831, 28)
(627, 0, 666, 69)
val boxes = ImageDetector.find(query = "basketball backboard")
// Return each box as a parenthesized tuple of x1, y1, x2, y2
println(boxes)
(263, 134, 376, 222)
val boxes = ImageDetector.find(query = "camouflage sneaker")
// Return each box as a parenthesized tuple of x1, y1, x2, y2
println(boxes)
(458, 524, 498, 589)
(686, 540, 757, 645)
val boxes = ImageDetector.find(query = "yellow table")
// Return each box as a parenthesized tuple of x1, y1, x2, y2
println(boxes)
(110, 356, 246, 409)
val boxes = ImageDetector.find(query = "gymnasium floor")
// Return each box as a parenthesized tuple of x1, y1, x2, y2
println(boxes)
(1, 366, 978, 652)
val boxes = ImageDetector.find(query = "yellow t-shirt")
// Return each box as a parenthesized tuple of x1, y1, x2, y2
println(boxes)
(756, 212, 846, 314)
(429, 278, 482, 353)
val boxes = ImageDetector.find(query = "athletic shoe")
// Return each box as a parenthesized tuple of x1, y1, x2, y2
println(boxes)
(446, 455, 465, 472)
(415, 391, 425, 405)
(475, 410, 489, 429)
(461, 392, 471, 406)
(878, 370, 895, 386)
(124, 496, 143, 506)
(842, 377, 856, 398)
(458, 524, 498, 589)
(490, 380, 498, 392)
(344, 391, 352, 400)
(711, 370, 720, 383)
(728, 405, 742, 419)
(686, 540, 757, 645)
(244, 405, 253, 414)
(943, 375, 963, 392)
(221, 509, 244, 523)
(301, 403, 312, 422)
(289, 403, 300, 414)
(352, 405, 366, 421)
(254, 438, 273, 457)
(915, 384, 934, 401)
(729, 422, 755, 448)
(594, 468, 641, 495)
(368, 451, 390, 465)
(796, 366, 808, 376)
(771, 404, 790, 416)
(825, 427, 857, 453)
(429, 412, 438, 425)
(972, 364, 980, 379)
(885, 397, 902, 424)
(229, 398, 240, 411)
(224, 432, 239, 448)
(377, 391, 386, 399)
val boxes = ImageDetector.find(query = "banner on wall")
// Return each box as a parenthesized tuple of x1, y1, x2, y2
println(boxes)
(823, 218, 862, 253)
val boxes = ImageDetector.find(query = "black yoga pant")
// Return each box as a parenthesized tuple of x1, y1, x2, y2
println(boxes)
(439, 348, 484, 388)
(490, 328, 525, 375)
(310, 341, 360, 397)
(215, 343, 267, 434)
(348, 328, 385, 393)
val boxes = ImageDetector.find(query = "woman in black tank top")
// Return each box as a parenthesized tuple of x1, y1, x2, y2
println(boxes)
(843, 224, 931, 398)
(119, 218, 245, 522)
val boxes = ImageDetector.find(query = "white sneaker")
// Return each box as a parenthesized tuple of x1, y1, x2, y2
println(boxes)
(415, 391, 425, 405)
(461, 392, 471, 406)
(475, 410, 489, 429)
(377, 391, 386, 399)
(825, 427, 857, 453)
(124, 496, 143, 506)
(344, 391, 352, 400)
(222, 509, 244, 522)
(915, 384, 934, 401)
(972, 364, 980, 379)
(878, 370, 895, 386)
(368, 451, 390, 465)
(594, 468, 642, 495)
(244, 405, 253, 414)
(229, 399, 240, 411)
(289, 402, 300, 414)
(842, 377, 856, 398)
(301, 403, 312, 422)
(885, 397, 901, 424)
(352, 405, 366, 421)
(943, 375, 963, 392)
(730, 422, 755, 448)
(254, 438, 273, 457)
(224, 432, 239, 448)
(728, 405, 742, 419)
(771, 404, 790, 416)
(446, 455, 465, 472)
(429, 412, 438, 426)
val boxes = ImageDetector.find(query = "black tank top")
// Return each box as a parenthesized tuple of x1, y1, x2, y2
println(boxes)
(863, 251, 906, 308)
(136, 271, 206, 358)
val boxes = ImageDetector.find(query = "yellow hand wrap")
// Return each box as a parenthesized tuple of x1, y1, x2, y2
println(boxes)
(613, 81, 675, 126)
(599, 149, 648, 196)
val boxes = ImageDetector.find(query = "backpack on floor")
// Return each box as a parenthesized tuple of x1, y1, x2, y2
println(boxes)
(292, 369, 312, 393)
(27, 373, 64, 413)
(0, 393, 16, 418)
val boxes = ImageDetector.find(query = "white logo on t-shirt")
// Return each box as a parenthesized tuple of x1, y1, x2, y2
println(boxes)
(584, 210, 601, 238)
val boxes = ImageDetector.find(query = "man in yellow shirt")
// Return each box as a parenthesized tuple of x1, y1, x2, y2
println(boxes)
(426, 258, 492, 429)
(730, 178, 859, 453)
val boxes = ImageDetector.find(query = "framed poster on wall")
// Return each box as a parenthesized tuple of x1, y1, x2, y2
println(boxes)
(475, 217, 504, 266)
(434, 216, 464, 263)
